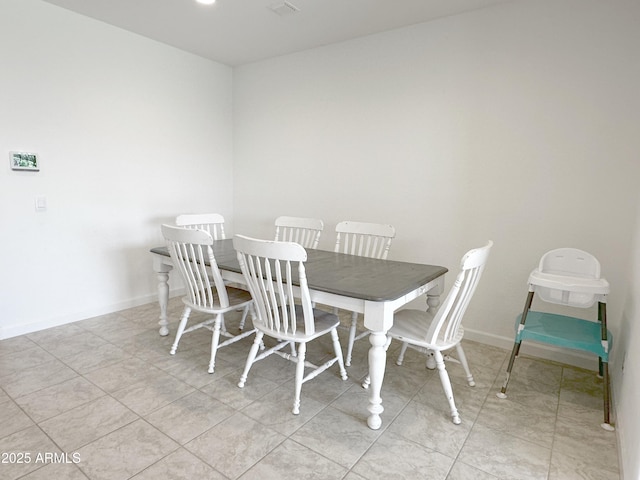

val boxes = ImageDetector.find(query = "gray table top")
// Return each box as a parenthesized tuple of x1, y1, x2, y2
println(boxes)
(151, 238, 447, 302)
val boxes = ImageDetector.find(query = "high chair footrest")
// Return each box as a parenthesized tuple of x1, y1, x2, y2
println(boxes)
(515, 311, 611, 359)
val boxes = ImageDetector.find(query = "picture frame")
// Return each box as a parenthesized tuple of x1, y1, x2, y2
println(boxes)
(10, 151, 39, 171)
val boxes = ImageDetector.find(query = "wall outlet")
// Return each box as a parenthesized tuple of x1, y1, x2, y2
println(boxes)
(35, 196, 47, 212)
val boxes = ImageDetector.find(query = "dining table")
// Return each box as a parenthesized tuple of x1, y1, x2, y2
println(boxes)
(150, 238, 448, 430)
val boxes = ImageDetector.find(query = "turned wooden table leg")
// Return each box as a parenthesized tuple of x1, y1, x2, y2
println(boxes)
(157, 271, 170, 336)
(425, 289, 443, 370)
(367, 330, 387, 430)
(152, 255, 173, 336)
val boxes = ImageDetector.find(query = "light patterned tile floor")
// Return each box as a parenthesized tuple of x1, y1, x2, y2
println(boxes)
(0, 299, 620, 479)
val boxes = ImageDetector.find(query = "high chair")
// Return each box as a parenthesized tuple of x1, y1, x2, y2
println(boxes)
(497, 248, 613, 431)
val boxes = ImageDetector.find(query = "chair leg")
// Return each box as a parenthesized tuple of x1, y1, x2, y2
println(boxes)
(170, 307, 191, 355)
(238, 304, 250, 331)
(293, 342, 307, 415)
(498, 291, 534, 399)
(434, 350, 460, 424)
(597, 302, 614, 431)
(601, 361, 615, 431)
(208, 313, 223, 374)
(331, 328, 348, 381)
(455, 343, 475, 387)
(396, 342, 409, 366)
(238, 331, 263, 388)
(345, 311, 358, 367)
(497, 340, 521, 399)
(425, 350, 436, 370)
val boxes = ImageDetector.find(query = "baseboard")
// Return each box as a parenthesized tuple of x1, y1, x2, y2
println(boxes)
(0, 300, 603, 373)
(0, 289, 185, 340)
(464, 327, 601, 371)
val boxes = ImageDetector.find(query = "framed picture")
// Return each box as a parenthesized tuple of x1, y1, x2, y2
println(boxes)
(10, 151, 39, 171)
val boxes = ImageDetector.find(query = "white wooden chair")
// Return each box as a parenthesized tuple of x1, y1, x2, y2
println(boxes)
(161, 225, 256, 374)
(239, 216, 323, 333)
(383, 241, 492, 424)
(177, 212, 248, 311)
(270, 216, 323, 348)
(274, 216, 324, 249)
(176, 213, 226, 240)
(233, 234, 348, 415)
(334, 221, 396, 366)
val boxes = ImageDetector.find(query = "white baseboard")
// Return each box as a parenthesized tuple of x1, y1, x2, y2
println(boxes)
(0, 289, 185, 340)
(0, 299, 603, 373)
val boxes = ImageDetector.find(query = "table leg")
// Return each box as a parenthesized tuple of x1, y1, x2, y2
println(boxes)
(426, 291, 441, 311)
(152, 255, 173, 336)
(425, 287, 444, 370)
(367, 330, 387, 430)
(157, 271, 170, 336)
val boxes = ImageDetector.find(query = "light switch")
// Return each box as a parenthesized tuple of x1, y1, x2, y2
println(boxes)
(35, 196, 47, 212)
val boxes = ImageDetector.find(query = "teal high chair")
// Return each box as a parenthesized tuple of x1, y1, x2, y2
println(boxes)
(497, 248, 613, 431)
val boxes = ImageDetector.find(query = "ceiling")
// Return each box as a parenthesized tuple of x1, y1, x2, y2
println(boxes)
(42, 0, 511, 66)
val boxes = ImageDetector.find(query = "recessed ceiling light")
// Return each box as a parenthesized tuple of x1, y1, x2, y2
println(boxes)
(196, 0, 216, 5)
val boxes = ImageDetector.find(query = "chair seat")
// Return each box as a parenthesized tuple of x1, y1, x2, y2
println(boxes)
(257, 305, 341, 342)
(516, 311, 612, 359)
(183, 286, 253, 313)
(389, 309, 464, 351)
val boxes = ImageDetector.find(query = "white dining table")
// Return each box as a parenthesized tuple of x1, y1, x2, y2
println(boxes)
(150, 239, 447, 430)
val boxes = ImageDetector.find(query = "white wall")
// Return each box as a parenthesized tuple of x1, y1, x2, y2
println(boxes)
(0, 0, 637, 476)
(0, 0, 234, 338)
(234, 5, 640, 468)
(233, 4, 640, 468)
(616, 200, 640, 479)
(233, 0, 640, 361)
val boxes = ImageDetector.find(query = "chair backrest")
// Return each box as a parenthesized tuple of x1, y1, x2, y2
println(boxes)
(274, 216, 324, 249)
(161, 224, 230, 309)
(234, 235, 316, 336)
(334, 221, 396, 259)
(535, 248, 602, 307)
(425, 241, 493, 345)
(539, 248, 600, 278)
(176, 213, 226, 240)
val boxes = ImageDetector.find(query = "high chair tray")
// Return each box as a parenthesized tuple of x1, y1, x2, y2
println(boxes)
(528, 270, 610, 294)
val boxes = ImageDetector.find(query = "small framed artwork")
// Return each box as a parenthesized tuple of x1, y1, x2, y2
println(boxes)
(10, 151, 39, 171)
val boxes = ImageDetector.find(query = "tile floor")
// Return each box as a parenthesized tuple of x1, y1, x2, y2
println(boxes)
(0, 299, 620, 479)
